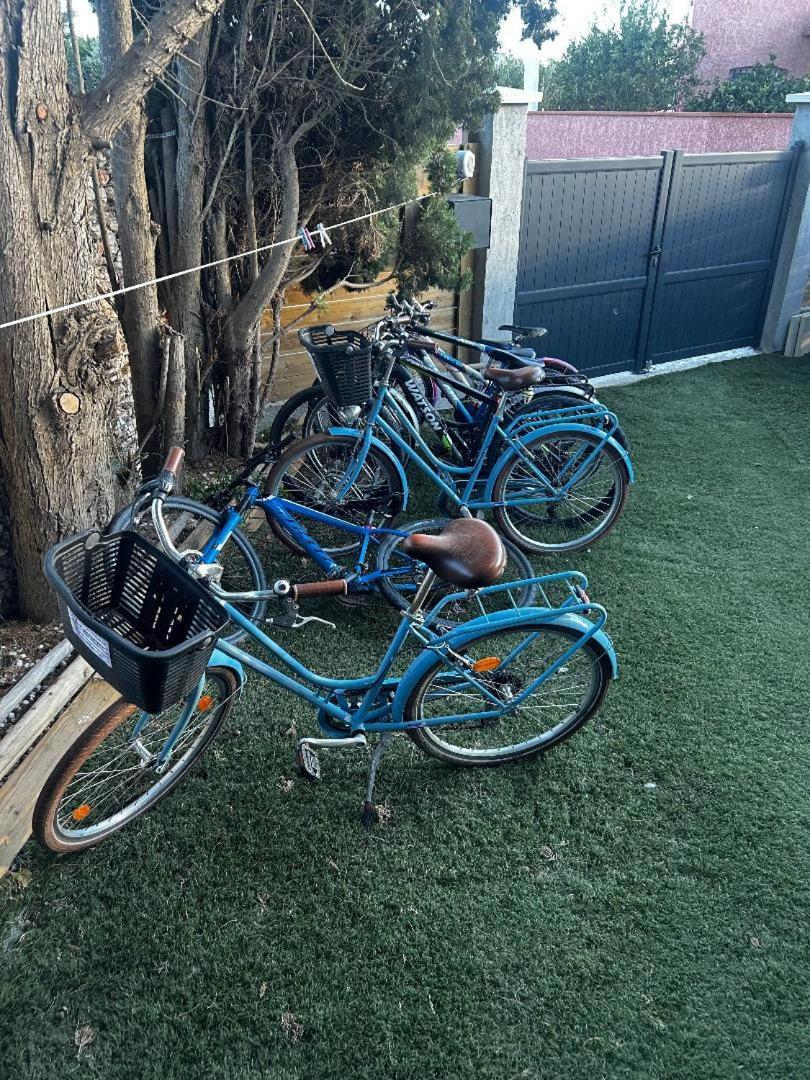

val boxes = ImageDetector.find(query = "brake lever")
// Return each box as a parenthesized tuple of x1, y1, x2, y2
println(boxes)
(265, 596, 336, 631)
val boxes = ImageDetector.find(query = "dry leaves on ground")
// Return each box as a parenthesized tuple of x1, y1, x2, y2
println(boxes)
(74, 1024, 94, 1056)
(281, 1009, 304, 1043)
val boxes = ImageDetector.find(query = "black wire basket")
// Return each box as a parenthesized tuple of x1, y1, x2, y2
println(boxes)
(299, 325, 373, 407)
(44, 530, 230, 714)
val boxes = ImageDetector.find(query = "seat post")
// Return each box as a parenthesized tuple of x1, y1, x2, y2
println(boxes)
(408, 569, 437, 616)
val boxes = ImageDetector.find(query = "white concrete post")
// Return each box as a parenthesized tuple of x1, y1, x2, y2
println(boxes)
(761, 93, 810, 353)
(472, 92, 533, 340)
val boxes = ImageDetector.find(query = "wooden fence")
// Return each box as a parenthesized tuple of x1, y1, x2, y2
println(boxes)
(260, 144, 479, 404)
(260, 280, 458, 405)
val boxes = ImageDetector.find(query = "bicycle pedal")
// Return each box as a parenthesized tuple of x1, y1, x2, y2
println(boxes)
(297, 743, 322, 782)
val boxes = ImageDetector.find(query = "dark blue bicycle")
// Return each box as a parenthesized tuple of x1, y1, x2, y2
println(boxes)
(111, 478, 539, 636)
(266, 325, 634, 556)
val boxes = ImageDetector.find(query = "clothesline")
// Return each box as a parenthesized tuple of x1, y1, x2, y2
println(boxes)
(0, 192, 439, 332)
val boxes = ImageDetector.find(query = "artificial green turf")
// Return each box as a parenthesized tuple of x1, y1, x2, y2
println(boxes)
(1, 354, 808, 1079)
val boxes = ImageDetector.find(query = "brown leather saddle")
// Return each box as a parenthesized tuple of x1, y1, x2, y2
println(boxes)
(401, 519, 507, 589)
(484, 365, 545, 391)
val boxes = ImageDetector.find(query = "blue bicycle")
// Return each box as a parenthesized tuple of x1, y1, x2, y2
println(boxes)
(111, 482, 539, 634)
(34, 449, 618, 852)
(266, 326, 634, 556)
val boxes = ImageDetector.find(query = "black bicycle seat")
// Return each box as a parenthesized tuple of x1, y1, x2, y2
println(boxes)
(481, 339, 537, 360)
(485, 346, 543, 370)
(499, 324, 548, 340)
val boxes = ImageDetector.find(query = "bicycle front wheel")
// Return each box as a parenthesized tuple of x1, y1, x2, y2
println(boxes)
(492, 429, 629, 554)
(111, 496, 268, 641)
(268, 385, 328, 445)
(375, 518, 536, 626)
(263, 433, 405, 556)
(406, 623, 612, 766)
(33, 668, 240, 853)
(303, 387, 419, 462)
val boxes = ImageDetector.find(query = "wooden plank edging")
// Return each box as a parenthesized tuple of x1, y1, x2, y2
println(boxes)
(0, 676, 121, 876)
(0, 657, 95, 784)
(0, 639, 74, 725)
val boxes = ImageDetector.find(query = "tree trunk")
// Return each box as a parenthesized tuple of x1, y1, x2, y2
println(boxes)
(172, 27, 212, 461)
(0, 0, 225, 619)
(0, 0, 134, 617)
(210, 207, 252, 456)
(259, 293, 285, 415)
(160, 327, 186, 456)
(243, 117, 262, 455)
(160, 106, 179, 256)
(97, 0, 163, 468)
(222, 144, 301, 453)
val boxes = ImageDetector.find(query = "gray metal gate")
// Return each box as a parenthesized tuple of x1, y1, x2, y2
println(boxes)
(515, 147, 801, 375)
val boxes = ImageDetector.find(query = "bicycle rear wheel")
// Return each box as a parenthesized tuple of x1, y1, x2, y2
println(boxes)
(303, 387, 419, 461)
(33, 668, 240, 853)
(492, 429, 629, 554)
(263, 433, 405, 557)
(406, 623, 611, 766)
(268, 385, 326, 446)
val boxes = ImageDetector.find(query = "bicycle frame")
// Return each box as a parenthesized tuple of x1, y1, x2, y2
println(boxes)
(202, 571, 614, 736)
(196, 485, 412, 586)
(336, 371, 623, 513)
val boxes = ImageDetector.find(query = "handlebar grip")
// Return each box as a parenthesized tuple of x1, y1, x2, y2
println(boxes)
(406, 336, 438, 354)
(156, 446, 185, 496)
(291, 580, 348, 600)
(163, 447, 185, 475)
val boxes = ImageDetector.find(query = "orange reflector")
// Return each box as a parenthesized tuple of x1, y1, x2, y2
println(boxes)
(472, 657, 501, 672)
(71, 804, 91, 821)
(198, 694, 215, 712)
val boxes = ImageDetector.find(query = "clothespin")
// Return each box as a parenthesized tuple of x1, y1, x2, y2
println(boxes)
(298, 227, 316, 252)
(315, 223, 332, 249)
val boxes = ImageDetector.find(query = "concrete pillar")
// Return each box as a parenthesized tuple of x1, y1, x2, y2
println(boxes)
(472, 98, 530, 340)
(761, 93, 810, 353)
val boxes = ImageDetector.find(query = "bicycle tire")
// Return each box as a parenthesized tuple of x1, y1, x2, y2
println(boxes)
(33, 668, 240, 853)
(263, 433, 405, 557)
(492, 429, 629, 554)
(110, 496, 268, 640)
(268, 385, 325, 446)
(406, 623, 611, 766)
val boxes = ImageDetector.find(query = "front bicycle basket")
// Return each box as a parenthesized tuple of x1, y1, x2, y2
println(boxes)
(299, 325, 373, 407)
(45, 530, 229, 714)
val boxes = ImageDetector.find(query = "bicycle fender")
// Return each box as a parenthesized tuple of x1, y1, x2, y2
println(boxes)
(390, 608, 617, 725)
(209, 647, 246, 687)
(484, 422, 634, 502)
(327, 427, 410, 511)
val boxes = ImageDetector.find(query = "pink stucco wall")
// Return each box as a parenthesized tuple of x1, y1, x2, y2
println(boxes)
(524, 110, 793, 160)
(692, 0, 810, 81)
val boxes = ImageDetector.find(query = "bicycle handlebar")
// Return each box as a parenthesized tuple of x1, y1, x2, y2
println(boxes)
(292, 580, 348, 600)
(163, 446, 185, 474)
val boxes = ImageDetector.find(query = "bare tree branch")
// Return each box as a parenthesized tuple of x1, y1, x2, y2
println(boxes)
(81, 0, 226, 143)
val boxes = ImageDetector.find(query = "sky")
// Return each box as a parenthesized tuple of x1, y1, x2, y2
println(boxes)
(67, 0, 695, 59)
(499, 0, 694, 62)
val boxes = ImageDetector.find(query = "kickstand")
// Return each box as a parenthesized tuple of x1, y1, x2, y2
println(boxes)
(361, 732, 393, 828)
